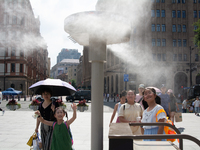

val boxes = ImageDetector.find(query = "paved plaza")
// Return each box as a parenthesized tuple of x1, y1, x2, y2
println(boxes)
(0, 99, 200, 150)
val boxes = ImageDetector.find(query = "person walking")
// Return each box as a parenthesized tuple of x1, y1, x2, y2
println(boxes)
(141, 88, 166, 141)
(0, 88, 5, 115)
(182, 99, 188, 113)
(167, 89, 179, 123)
(194, 96, 200, 115)
(135, 84, 145, 109)
(35, 104, 77, 150)
(109, 91, 127, 124)
(118, 90, 143, 135)
(35, 87, 59, 150)
(158, 84, 170, 117)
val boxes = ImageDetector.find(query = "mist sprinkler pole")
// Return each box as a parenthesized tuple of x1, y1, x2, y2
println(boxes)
(89, 37, 106, 150)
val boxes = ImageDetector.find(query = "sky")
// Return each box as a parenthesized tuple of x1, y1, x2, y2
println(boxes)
(29, 0, 98, 68)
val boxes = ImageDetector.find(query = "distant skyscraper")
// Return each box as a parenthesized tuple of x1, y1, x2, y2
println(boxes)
(57, 48, 81, 63)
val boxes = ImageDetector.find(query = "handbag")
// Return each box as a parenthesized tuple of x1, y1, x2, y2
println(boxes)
(175, 112, 182, 122)
(27, 132, 37, 146)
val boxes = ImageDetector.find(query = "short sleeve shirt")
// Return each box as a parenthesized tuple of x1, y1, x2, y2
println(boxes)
(158, 93, 170, 113)
(194, 100, 200, 107)
(141, 105, 166, 129)
(118, 103, 143, 121)
(182, 100, 187, 109)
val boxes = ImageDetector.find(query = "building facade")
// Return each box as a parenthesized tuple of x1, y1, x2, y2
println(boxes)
(0, 0, 49, 95)
(57, 48, 81, 63)
(79, 0, 200, 98)
(50, 59, 79, 85)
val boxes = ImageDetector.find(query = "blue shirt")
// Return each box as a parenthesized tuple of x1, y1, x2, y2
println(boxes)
(158, 93, 170, 114)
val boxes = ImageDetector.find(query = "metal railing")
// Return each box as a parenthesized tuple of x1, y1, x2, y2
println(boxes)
(109, 122, 200, 150)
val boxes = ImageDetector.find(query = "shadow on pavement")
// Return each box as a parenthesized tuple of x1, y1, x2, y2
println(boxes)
(103, 101, 117, 109)
(177, 127, 185, 133)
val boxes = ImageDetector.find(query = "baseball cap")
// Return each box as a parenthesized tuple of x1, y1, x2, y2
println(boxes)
(139, 84, 145, 89)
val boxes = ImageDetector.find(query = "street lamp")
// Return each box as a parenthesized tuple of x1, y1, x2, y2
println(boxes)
(189, 46, 195, 87)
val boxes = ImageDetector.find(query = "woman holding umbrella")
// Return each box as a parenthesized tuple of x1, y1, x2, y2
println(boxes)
(35, 87, 58, 150)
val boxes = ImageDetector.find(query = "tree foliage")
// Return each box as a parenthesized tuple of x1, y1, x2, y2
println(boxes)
(193, 19, 200, 49)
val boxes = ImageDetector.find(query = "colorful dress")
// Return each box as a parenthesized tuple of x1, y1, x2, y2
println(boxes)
(51, 122, 72, 150)
(141, 105, 166, 141)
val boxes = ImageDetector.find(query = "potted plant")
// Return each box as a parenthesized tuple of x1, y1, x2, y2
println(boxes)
(56, 99, 66, 109)
(29, 99, 41, 111)
(77, 99, 88, 112)
(6, 99, 21, 110)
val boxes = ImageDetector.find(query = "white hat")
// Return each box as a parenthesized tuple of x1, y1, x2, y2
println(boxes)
(139, 84, 145, 89)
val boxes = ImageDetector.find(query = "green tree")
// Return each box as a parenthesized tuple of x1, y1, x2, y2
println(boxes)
(71, 79, 76, 88)
(194, 19, 200, 48)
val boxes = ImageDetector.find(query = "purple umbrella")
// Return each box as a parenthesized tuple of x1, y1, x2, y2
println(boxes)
(29, 78, 76, 96)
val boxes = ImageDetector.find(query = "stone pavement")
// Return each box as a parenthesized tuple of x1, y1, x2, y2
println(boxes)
(0, 100, 200, 150)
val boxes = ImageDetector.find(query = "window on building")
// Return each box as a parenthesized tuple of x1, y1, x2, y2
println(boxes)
(12, 16, 17, 24)
(178, 39, 182, 47)
(151, 10, 155, 17)
(172, 0, 176, 3)
(152, 24, 155, 31)
(157, 39, 161, 46)
(182, 25, 186, 32)
(172, 10, 176, 18)
(161, 0, 165, 2)
(195, 54, 199, 61)
(20, 50, 24, 57)
(11, 47, 15, 56)
(183, 39, 187, 47)
(162, 39, 166, 46)
(182, 0, 185, 3)
(199, 11, 200, 18)
(162, 53, 166, 61)
(152, 39, 156, 46)
(194, 10, 197, 18)
(157, 24, 160, 31)
(178, 54, 182, 61)
(173, 54, 177, 61)
(156, 0, 160, 2)
(173, 39, 177, 47)
(156, 10, 160, 17)
(172, 25, 176, 32)
(178, 25, 181, 32)
(20, 64, 23, 73)
(153, 53, 156, 60)
(162, 24, 166, 32)
(11, 63, 15, 72)
(177, 0, 181, 3)
(182, 10, 186, 18)
(194, 25, 198, 32)
(151, 0, 155, 2)
(157, 54, 161, 61)
(194, 0, 197, 3)
(199, 0, 200, 3)
(74, 73, 76, 76)
(74, 69, 76, 71)
(183, 54, 187, 61)
(177, 10, 181, 18)
(161, 10, 165, 17)
(66, 67, 67, 70)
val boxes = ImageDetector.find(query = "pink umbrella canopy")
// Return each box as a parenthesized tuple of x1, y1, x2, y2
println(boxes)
(29, 78, 76, 96)
(146, 87, 161, 93)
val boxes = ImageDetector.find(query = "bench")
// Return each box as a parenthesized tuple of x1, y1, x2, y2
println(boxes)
(109, 123, 200, 150)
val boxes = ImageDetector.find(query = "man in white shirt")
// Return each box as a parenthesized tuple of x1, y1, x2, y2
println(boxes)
(182, 99, 188, 113)
(194, 96, 200, 115)
(0, 88, 5, 115)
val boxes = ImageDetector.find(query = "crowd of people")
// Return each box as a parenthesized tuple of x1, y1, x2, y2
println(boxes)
(109, 84, 184, 141)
